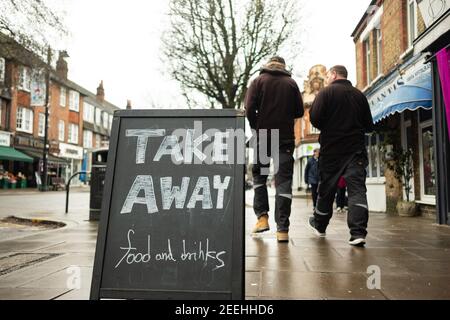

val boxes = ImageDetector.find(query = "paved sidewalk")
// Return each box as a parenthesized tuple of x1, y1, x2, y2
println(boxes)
(0, 189, 450, 299)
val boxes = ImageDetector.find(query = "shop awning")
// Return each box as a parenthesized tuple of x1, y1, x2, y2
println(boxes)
(0, 146, 34, 163)
(372, 74, 432, 123)
(368, 56, 433, 123)
(16, 148, 69, 165)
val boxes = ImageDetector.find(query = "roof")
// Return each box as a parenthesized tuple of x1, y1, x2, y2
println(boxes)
(351, 0, 377, 39)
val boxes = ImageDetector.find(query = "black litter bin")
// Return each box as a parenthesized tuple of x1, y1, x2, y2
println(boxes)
(90, 149, 108, 221)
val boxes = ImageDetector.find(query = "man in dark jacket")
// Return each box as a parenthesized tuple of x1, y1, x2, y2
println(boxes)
(307, 65, 374, 247)
(245, 56, 304, 243)
(305, 148, 320, 210)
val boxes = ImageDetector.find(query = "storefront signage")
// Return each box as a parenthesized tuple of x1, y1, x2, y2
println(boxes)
(417, 0, 449, 28)
(15, 135, 45, 149)
(59, 142, 83, 160)
(0, 131, 11, 147)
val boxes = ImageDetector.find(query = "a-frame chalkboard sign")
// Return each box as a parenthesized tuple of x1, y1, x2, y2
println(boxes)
(90, 109, 245, 300)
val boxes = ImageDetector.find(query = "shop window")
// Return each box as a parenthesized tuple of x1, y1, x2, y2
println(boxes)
(0, 57, 5, 83)
(60, 87, 66, 107)
(420, 123, 436, 199)
(38, 113, 45, 137)
(366, 133, 385, 179)
(16, 107, 33, 133)
(58, 120, 65, 142)
(18, 66, 31, 92)
(419, 108, 432, 123)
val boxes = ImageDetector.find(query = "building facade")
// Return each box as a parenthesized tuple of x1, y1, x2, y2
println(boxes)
(0, 36, 120, 189)
(352, 0, 438, 217)
(293, 65, 325, 192)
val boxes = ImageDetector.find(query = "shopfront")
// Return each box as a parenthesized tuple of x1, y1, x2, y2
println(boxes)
(58, 142, 84, 186)
(414, 1, 450, 224)
(293, 142, 321, 191)
(365, 53, 434, 214)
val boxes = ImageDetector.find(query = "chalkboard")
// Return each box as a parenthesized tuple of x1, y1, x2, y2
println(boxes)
(90, 110, 245, 300)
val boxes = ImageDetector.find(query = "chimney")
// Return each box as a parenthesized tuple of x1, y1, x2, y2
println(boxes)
(126, 100, 132, 110)
(56, 51, 69, 79)
(96, 80, 105, 102)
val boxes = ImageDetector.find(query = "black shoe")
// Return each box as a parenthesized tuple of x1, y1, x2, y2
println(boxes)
(307, 217, 326, 238)
(349, 237, 366, 247)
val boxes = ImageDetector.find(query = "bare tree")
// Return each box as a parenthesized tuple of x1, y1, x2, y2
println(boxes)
(162, 0, 300, 109)
(0, 0, 67, 61)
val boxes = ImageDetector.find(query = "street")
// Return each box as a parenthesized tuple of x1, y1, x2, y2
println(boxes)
(0, 188, 450, 300)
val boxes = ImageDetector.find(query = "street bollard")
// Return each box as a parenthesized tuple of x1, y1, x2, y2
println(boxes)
(65, 171, 90, 214)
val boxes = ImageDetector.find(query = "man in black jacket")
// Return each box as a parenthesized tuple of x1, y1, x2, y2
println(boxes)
(307, 65, 374, 247)
(245, 56, 304, 243)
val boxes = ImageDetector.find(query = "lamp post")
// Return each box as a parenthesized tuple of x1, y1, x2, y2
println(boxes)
(41, 46, 51, 192)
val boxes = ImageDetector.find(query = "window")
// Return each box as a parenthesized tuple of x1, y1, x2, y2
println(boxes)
(419, 122, 436, 200)
(376, 28, 382, 76)
(68, 123, 79, 144)
(407, 0, 418, 48)
(0, 57, 5, 83)
(69, 90, 80, 112)
(60, 87, 67, 107)
(102, 112, 109, 129)
(366, 133, 385, 179)
(58, 120, 65, 142)
(38, 113, 46, 137)
(109, 114, 113, 130)
(95, 134, 101, 148)
(83, 102, 95, 123)
(310, 125, 320, 135)
(364, 39, 371, 85)
(83, 130, 93, 149)
(95, 108, 101, 125)
(16, 107, 33, 133)
(18, 66, 31, 92)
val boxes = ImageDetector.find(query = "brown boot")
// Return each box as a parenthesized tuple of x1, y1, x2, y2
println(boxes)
(277, 232, 289, 243)
(252, 214, 270, 233)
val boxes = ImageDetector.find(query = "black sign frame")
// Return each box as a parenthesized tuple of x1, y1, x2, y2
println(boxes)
(90, 109, 245, 300)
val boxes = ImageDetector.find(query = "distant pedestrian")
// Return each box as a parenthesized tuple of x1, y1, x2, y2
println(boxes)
(245, 56, 304, 243)
(307, 65, 374, 247)
(305, 148, 320, 210)
(335, 176, 347, 213)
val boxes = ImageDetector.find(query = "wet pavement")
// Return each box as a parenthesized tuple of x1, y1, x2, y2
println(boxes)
(0, 188, 450, 299)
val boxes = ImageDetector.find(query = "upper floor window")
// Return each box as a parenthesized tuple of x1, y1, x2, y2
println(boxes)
(109, 114, 113, 130)
(95, 108, 101, 126)
(102, 111, 109, 129)
(58, 120, 65, 142)
(18, 66, 31, 92)
(364, 39, 371, 85)
(83, 102, 95, 123)
(375, 28, 382, 76)
(16, 107, 33, 134)
(69, 90, 80, 112)
(83, 130, 93, 149)
(407, 0, 418, 48)
(60, 87, 67, 107)
(310, 125, 320, 135)
(68, 123, 79, 144)
(0, 57, 5, 83)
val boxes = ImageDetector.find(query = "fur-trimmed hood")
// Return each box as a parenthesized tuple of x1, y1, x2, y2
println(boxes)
(260, 61, 292, 77)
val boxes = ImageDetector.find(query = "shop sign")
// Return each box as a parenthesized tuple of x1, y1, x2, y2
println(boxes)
(59, 142, 83, 160)
(0, 130, 11, 147)
(417, 0, 449, 28)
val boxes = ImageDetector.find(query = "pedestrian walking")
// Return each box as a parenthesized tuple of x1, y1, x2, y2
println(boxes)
(307, 65, 374, 247)
(305, 148, 320, 211)
(335, 176, 347, 213)
(245, 56, 304, 243)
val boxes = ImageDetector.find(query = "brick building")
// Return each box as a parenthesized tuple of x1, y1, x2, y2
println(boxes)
(292, 65, 326, 191)
(352, 0, 435, 217)
(0, 36, 120, 188)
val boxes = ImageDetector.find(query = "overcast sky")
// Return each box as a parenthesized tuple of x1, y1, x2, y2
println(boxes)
(50, 0, 371, 109)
